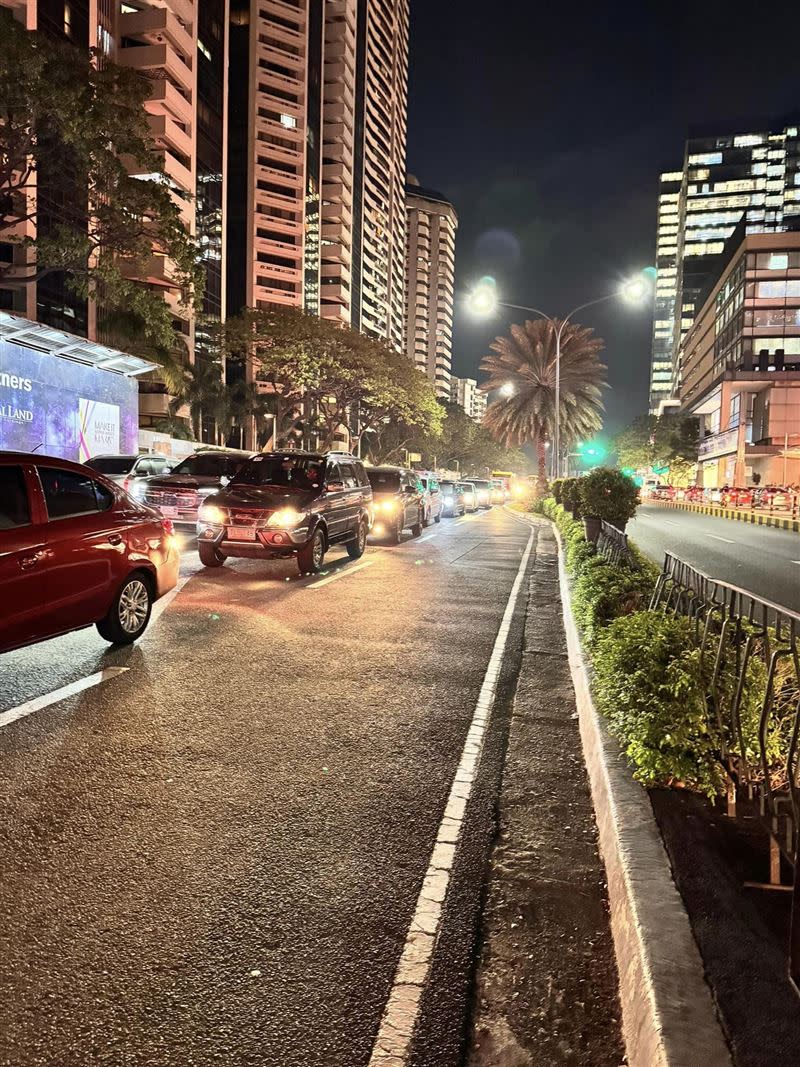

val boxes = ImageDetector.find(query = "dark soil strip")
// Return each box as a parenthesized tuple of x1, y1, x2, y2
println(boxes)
(650, 788, 800, 1067)
(467, 524, 625, 1066)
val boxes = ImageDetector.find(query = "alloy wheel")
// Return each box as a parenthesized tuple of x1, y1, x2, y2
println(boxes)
(118, 580, 149, 634)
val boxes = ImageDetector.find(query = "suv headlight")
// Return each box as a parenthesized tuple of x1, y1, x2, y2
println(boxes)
(198, 504, 226, 525)
(267, 507, 307, 527)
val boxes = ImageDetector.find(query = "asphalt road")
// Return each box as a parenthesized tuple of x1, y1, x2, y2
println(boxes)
(628, 504, 800, 613)
(0, 508, 533, 1067)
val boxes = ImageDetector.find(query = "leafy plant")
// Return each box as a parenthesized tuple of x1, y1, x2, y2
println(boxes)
(593, 612, 723, 797)
(579, 467, 639, 524)
(561, 477, 582, 516)
(572, 558, 656, 645)
(479, 318, 607, 488)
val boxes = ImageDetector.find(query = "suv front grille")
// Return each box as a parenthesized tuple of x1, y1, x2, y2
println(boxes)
(145, 488, 199, 509)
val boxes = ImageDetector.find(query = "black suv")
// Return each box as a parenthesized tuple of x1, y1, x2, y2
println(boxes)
(366, 466, 425, 542)
(196, 451, 373, 574)
(138, 447, 256, 524)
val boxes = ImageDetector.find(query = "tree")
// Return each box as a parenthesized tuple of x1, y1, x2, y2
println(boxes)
(0, 13, 202, 347)
(614, 414, 699, 484)
(479, 318, 606, 487)
(225, 306, 443, 454)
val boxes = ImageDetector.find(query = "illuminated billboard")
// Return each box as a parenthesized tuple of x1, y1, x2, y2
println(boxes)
(0, 337, 139, 461)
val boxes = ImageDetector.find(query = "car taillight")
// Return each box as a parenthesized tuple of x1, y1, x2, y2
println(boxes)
(161, 518, 175, 537)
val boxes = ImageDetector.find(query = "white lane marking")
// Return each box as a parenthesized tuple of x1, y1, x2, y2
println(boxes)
(792, 561, 800, 565)
(662, 519, 682, 527)
(707, 533, 735, 544)
(0, 668, 130, 730)
(368, 527, 535, 1065)
(416, 533, 437, 543)
(307, 560, 373, 589)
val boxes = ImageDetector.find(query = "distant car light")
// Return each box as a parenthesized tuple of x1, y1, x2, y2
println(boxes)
(198, 504, 226, 525)
(267, 507, 306, 527)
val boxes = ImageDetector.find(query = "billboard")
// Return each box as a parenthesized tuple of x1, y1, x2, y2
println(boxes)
(0, 337, 139, 461)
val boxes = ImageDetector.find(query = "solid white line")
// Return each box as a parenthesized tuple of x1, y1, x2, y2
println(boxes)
(307, 560, 373, 589)
(792, 561, 800, 565)
(368, 526, 535, 1065)
(416, 533, 437, 543)
(706, 533, 735, 544)
(0, 668, 130, 730)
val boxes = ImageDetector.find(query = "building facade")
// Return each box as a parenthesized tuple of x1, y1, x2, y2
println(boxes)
(226, 0, 409, 350)
(649, 124, 800, 412)
(677, 230, 800, 487)
(450, 376, 485, 423)
(405, 177, 457, 399)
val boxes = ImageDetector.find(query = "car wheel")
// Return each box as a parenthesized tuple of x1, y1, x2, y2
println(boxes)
(347, 519, 368, 560)
(411, 508, 423, 537)
(389, 520, 402, 544)
(199, 541, 226, 568)
(96, 573, 153, 645)
(298, 528, 326, 574)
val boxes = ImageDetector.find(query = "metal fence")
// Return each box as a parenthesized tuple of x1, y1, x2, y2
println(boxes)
(651, 552, 800, 986)
(597, 520, 633, 566)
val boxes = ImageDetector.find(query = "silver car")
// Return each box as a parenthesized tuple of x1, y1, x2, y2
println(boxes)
(85, 453, 173, 493)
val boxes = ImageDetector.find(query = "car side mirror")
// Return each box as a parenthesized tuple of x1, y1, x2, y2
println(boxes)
(404, 485, 416, 494)
(219, 475, 230, 487)
(327, 480, 344, 492)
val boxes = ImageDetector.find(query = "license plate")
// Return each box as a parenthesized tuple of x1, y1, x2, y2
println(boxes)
(228, 526, 257, 541)
(160, 505, 178, 518)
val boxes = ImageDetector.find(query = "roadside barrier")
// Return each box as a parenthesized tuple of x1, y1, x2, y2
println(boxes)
(597, 520, 633, 565)
(651, 552, 800, 990)
(647, 496, 799, 533)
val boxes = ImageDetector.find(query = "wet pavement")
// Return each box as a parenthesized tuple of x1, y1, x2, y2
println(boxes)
(0, 508, 534, 1067)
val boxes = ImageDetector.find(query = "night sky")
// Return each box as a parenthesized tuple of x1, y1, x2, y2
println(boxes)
(406, 0, 800, 437)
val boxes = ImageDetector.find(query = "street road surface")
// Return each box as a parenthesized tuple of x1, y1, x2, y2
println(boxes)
(629, 504, 800, 613)
(0, 508, 532, 1067)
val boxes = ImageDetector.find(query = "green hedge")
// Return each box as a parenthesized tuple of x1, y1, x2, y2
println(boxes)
(540, 493, 794, 800)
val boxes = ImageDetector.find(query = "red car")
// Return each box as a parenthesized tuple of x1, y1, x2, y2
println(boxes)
(0, 452, 179, 654)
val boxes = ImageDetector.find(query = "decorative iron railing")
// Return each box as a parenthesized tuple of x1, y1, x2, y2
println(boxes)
(651, 552, 800, 987)
(597, 520, 633, 566)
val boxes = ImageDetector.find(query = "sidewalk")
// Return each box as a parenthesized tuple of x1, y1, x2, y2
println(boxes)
(467, 520, 625, 1066)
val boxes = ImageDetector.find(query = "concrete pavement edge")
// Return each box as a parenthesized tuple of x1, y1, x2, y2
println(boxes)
(649, 496, 799, 533)
(548, 516, 733, 1067)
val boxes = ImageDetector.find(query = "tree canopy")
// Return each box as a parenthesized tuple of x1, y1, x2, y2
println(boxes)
(614, 414, 699, 484)
(479, 317, 606, 482)
(0, 13, 202, 347)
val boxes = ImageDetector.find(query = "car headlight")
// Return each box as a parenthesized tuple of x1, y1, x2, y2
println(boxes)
(379, 499, 397, 513)
(267, 507, 307, 527)
(198, 504, 226, 525)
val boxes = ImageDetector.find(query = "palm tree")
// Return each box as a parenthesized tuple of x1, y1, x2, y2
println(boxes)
(480, 318, 606, 486)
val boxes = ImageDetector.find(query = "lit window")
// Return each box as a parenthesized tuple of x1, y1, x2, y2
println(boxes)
(734, 134, 765, 148)
(767, 253, 789, 270)
(280, 114, 297, 129)
(688, 152, 723, 166)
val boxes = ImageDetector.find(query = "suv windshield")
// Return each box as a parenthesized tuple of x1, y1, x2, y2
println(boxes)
(232, 454, 325, 490)
(367, 469, 400, 493)
(86, 456, 136, 475)
(170, 453, 246, 478)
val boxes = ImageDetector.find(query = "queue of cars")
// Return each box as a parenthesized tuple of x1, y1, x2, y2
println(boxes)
(1, 445, 507, 654)
(645, 482, 798, 511)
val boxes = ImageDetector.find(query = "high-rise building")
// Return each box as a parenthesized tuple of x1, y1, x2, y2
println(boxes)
(226, 0, 409, 351)
(1, 0, 222, 352)
(404, 176, 457, 399)
(648, 124, 800, 412)
(450, 375, 485, 423)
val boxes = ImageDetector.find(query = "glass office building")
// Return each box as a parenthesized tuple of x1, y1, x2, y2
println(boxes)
(649, 124, 800, 412)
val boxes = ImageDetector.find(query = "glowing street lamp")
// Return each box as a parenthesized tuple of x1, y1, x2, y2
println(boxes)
(499, 382, 515, 397)
(465, 272, 651, 476)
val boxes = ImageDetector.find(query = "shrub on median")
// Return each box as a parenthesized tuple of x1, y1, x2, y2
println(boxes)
(593, 611, 723, 798)
(572, 557, 656, 646)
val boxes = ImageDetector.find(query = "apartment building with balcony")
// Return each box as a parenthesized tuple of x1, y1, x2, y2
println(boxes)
(649, 123, 800, 413)
(677, 228, 800, 487)
(450, 376, 486, 423)
(226, 0, 409, 350)
(405, 177, 457, 399)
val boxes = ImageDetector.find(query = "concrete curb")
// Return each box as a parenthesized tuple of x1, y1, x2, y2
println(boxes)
(648, 496, 799, 533)
(545, 514, 732, 1067)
